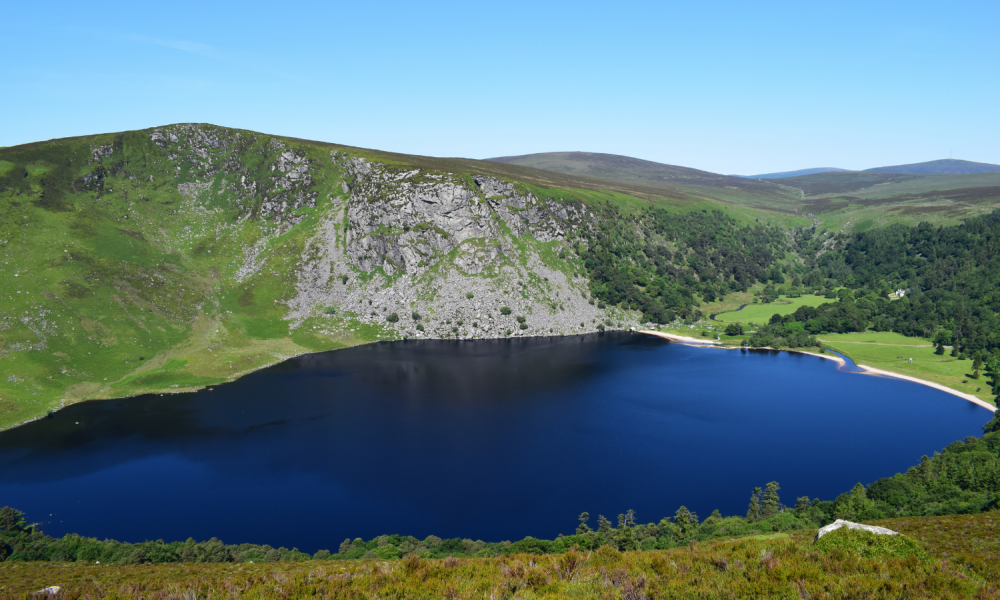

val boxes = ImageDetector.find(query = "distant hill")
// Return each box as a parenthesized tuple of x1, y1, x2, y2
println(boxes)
(486, 151, 797, 209)
(864, 159, 1000, 175)
(740, 167, 851, 179)
(489, 151, 727, 182)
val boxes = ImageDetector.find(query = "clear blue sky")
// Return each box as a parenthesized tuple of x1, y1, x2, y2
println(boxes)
(2, 0, 997, 174)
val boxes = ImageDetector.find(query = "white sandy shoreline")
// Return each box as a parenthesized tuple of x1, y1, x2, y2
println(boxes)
(856, 365, 996, 412)
(639, 330, 721, 345)
(639, 330, 996, 413)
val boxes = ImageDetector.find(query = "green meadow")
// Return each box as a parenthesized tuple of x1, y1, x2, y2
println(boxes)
(713, 294, 832, 324)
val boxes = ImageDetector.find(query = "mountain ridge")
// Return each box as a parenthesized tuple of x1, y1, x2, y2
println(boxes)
(864, 158, 1000, 175)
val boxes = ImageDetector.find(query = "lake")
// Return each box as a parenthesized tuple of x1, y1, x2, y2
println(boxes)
(0, 333, 990, 553)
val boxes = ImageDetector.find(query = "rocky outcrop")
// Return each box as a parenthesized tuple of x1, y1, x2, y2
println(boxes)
(814, 519, 899, 541)
(145, 125, 317, 224)
(285, 155, 637, 339)
(93, 124, 641, 342)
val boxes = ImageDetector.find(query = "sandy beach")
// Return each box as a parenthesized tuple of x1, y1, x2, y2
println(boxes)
(639, 330, 721, 345)
(857, 365, 996, 412)
(639, 331, 995, 412)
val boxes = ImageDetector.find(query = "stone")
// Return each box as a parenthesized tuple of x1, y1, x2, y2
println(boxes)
(814, 519, 898, 542)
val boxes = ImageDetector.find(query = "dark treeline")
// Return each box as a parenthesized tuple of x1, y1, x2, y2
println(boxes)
(5, 413, 1000, 563)
(580, 207, 788, 323)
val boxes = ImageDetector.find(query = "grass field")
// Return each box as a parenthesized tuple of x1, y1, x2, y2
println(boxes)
(818, 331, 993, 404)
(713, 294, 832, 324)
(1, 513, 997, 599)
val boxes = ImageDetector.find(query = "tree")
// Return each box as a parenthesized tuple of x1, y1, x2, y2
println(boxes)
(746, 487, 762, 522)
(761, 481, 781, 519)
(673, 506, 699, 538)
(935, 342, 946, 355)
(616, 510, 637, 550)
(833, 482, 881, 521)
(597, 515, 612, 538)
(575, 512, 592, 535)
(701, 509, 723, 527)
(794, 496, 811, 516)
(725, 322, 743, 336)
(0, 507, 25, 532)
(983, 410, 1000, 434)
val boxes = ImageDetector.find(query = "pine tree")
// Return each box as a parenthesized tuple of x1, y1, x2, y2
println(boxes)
(597, 515, 612, 538)
(576, 512, 591, 535)
(746, 487, 762, 522)
(761, 481, 781, 519)
(674, 506, 699, 538)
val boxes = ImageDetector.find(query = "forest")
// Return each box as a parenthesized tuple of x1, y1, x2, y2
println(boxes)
(580, 207, 788, 323)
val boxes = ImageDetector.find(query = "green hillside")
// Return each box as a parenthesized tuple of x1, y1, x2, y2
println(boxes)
(487, 151, 804, 210)
(0, 124, 804, 429)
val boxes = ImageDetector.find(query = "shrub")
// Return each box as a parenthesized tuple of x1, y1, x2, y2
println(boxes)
(516, 316, 526, 323)
(814, 527, 926, 561)
(416, 324, 424, 331)
(386, 313, 399, 323)
(519, 323, 528, 330)
(411, 312, 421, 321)
(500, 306, 511, 315)
(375, 545, 401, 560)
(466, 292, 474, 299)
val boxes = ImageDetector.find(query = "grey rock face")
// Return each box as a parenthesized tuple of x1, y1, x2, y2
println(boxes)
(285, 155, 640, 340)
(814, 519, 899, 542)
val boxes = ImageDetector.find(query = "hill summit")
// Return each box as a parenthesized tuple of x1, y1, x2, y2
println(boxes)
(864, 158, 1000, 175)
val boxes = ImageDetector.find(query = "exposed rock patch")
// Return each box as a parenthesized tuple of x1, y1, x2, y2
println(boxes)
(814, 519, 899, 541)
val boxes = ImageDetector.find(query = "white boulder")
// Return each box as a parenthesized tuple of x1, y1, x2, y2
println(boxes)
(815, 519, 899, 542)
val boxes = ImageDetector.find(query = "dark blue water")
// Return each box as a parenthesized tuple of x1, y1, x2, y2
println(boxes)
(0, 333, 990, 552)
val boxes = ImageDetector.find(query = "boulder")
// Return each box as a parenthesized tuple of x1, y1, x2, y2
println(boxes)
(815, 519, 898, 542)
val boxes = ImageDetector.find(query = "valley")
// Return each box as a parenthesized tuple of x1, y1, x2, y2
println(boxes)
(2, 124, 1000, 431)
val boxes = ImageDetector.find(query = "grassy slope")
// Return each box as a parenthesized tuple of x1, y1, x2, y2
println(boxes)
(818, 332, 994, 404)
(486, 151, 806, 211)
(0, 127, 381, 430)
(1, 513, 996, 598)
(0, 124, 807, 430)
(487, 151, 1000, 230)
(768, 171, 1000, 232)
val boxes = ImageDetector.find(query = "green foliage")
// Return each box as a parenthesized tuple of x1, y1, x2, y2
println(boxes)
(790, 212, 1000, 355)
(814, 527, 927, 561)
(499, 306, 511, 315)
(581, 206, 788, 323)
(386, 312, 399, 323)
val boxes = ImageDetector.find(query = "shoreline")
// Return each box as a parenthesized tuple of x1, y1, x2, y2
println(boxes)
(638, 330, 721, 345)
(856, 365, 996, 412)
(640, 331, 995, 413)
